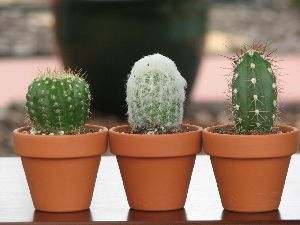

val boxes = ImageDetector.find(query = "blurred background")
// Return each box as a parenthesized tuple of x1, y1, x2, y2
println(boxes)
(0, 0, 299, 156)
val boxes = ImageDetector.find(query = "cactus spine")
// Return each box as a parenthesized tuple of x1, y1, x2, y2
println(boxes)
(126, 53, 186, 134)
(231, 44, 278, 134)
(26, 70, 91, 134)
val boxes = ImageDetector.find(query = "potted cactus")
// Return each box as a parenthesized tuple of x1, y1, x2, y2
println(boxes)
(13, 70, 108, 212)
(109, 53, 202, 211)
(203, 43, 298, 213)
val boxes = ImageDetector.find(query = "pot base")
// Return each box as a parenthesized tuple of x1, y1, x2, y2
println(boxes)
(22, 156, 101, 213)
(224, 208, 279, 213)
(211, 156, 291, 213)
(117, 155, 196, 211)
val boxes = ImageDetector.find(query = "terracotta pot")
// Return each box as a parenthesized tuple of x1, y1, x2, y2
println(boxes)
(203, 125, 298, 213)
(109, 124, 202, 211)
(13, 124, 108, 213)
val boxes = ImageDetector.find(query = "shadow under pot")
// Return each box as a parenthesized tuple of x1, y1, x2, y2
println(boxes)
(34, 209, 92, 222)
(109, 124, 202, 211)
(127, 208, 187, 222)
(13, 124, 108, 213)
(203, 125, 298, 213)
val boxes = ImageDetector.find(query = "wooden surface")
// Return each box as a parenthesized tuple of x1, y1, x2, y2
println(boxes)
(0, 155, 299, 225)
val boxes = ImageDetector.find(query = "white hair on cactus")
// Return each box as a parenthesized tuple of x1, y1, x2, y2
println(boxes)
(126, 53, 187, 134)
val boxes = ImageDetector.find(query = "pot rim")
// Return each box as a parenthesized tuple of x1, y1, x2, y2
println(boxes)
(204, 124, 297, 138)
(109, 124, 202, 158)
(110, 124, 201, 137)
(13, 124, 108, 159)
(203, 124, 298, 159)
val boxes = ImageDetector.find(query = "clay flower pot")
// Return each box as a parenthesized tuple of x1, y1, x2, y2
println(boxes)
(109, 124, 202, 211)
(13, 124, 108, 213)
(203, 125, 298, 213)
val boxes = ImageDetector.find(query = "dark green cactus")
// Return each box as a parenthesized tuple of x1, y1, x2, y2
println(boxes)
(231, 45, 278, 134)
(26, 70, 91, 134)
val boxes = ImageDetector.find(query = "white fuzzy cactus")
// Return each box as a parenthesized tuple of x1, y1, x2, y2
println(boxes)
(126, 53, 187, 134)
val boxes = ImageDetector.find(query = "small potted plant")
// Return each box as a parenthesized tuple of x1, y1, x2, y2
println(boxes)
(109, 53, 202, 211)
(13, 70, 108, 212)
(203, 43, 298, 213)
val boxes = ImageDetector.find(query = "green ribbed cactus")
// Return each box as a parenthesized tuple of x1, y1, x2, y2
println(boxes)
(126, 53, 186, 134)
(26, 70, 91, 134)
(231, 44, 278, 134)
